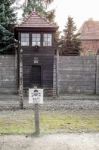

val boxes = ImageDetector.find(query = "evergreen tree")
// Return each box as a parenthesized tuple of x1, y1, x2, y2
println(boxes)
(43, 0, 54, 6)
(26, 0, 54, 4)
(23, 0, 55, 23)
(0, 25, 16, 53)
(0, 0, 16, 53)
(61, 16, 81, 56)
(23, 0, 45, 17)
(0, 0, 16, 29)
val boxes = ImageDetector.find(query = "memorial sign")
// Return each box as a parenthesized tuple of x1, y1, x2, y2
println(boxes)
(29, 88, 43, 104)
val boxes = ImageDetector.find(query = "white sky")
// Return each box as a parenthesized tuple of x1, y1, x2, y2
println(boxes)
(50, 0, 99, 32)
(17, 0, 99, 32)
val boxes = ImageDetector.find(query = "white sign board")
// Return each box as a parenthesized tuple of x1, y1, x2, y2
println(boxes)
(29, 88, 43, 104)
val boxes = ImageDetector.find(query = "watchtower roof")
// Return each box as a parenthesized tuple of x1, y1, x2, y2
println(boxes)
(19, 11, 57, 29)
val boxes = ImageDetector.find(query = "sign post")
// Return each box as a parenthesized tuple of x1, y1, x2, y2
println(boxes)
(29, 88, 43, 135)
(34, 103, 40, 135)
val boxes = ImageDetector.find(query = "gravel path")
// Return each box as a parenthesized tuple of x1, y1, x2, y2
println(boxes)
(0, 94, 99, 110)
(0, 133, 99, 150)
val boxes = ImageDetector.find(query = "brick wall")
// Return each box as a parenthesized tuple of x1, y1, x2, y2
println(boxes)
(56, 56, 97, 94)
(0, 55, 17, 93)
(81, 40, 99, 55)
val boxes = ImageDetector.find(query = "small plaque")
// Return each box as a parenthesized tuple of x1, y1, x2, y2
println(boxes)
(34, 57, 39, 64)
(29, 88, 43, 104)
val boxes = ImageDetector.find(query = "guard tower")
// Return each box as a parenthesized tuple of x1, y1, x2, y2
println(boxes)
(15, 11, 57, 96)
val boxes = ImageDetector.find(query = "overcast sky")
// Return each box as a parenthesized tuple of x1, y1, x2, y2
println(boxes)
(50, 0, 99, 31)
(17, 0, 99, 32)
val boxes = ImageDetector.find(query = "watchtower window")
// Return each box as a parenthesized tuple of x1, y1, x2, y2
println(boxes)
(43, 33, 52, 46)
(21, 33, 29, 46)
(32, 33, 41, 46)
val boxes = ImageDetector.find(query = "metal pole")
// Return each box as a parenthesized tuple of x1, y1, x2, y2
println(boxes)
(34, 103, 40, 135)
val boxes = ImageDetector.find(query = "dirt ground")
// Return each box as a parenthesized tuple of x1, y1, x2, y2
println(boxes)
(0, 94, 99, 149)
(0, 133, 99, 150)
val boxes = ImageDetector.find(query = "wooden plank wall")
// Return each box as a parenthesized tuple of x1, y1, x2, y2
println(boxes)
(22, 46, 54, 89)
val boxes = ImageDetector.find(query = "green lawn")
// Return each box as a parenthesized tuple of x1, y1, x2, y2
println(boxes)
(0, 110, 99, 134)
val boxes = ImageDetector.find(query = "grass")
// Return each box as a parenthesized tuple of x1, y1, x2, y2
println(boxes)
(0, 110, 99, 134)
(40, 111, 99, 133)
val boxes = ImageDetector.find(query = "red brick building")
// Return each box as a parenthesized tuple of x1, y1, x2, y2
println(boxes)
(78, 19, 99, 55)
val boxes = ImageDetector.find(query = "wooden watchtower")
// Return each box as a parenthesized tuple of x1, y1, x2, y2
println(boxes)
(15, 11, 57, 96)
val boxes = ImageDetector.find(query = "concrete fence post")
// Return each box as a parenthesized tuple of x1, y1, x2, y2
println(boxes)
(96, 55, 99, 94)
(19, 48, 24, 109)
(53, 56, 57, 97)
(56, 48, 59, 96)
